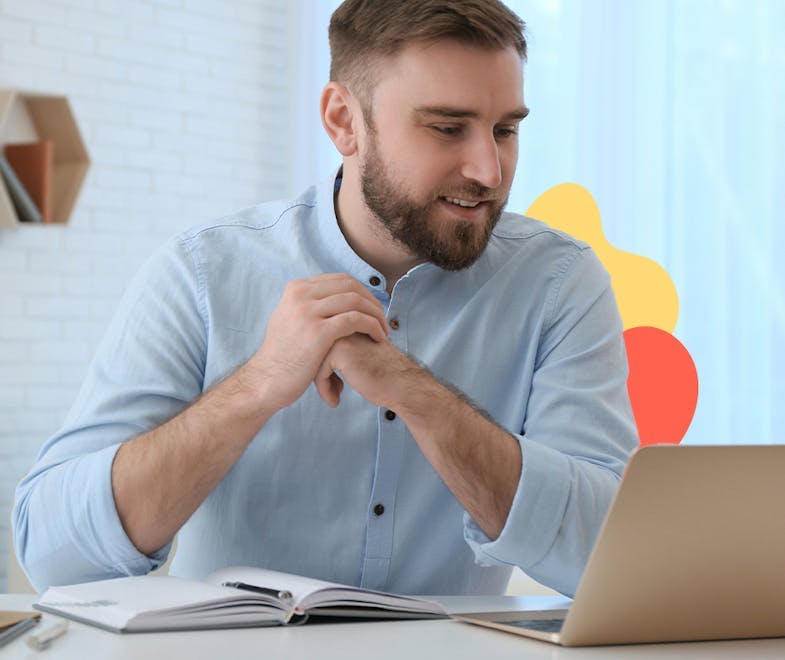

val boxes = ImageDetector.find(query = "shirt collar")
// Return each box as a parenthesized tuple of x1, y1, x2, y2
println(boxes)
(314, 166, 438, 294)
(313, 166, 388, 293)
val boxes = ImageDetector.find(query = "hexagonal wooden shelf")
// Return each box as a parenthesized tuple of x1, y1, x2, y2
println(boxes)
(0, 90, 90, 227)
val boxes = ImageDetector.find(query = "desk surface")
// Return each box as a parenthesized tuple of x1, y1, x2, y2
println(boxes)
(3, 593, 785, 659)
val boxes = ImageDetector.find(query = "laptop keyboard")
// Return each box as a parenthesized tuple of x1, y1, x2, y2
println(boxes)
(505, 618, 565, 633)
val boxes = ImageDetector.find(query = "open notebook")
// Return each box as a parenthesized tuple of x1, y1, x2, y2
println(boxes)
(455, 445, 785, 646)
(35, 566, 446, 633)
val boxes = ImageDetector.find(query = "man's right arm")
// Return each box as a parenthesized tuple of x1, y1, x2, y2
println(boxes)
(111, 274, 389, 556)
(13, 234, 387, 590)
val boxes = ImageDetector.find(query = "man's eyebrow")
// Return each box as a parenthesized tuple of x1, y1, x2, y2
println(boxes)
(412, 106, 530, 121)
(506, 106, 530, 121)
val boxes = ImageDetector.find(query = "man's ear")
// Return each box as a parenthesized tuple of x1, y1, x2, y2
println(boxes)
(321, 82, 361, 157)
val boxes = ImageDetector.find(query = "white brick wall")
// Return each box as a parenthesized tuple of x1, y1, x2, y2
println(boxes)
(0, 0, 295, 590)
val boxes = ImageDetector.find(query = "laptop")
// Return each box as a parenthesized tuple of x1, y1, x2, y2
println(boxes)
(454, 444, 785, 646)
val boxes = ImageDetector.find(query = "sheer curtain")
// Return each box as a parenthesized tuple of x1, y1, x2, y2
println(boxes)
(292, 0, 784, 445)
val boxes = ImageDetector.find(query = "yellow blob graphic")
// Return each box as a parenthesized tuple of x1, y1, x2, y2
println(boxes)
(526, 183, 679, 333)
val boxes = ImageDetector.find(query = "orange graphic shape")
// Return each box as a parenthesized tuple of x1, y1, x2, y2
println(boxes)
(623, 326, 698, 446)
(527, 183, 679, 332)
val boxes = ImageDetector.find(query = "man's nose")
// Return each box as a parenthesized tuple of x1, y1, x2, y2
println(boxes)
(460, 133, 502, 189)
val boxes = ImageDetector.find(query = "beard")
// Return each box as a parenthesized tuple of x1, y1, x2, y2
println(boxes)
(359, 133, 507, 271)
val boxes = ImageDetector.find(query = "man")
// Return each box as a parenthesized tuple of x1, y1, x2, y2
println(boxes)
(14, 0, 637, 597)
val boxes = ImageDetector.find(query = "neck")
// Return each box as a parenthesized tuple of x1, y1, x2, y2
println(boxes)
(334, 164, 422, 294)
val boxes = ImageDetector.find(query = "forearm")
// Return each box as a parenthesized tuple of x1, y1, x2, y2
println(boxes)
(316, 336, 522, 539)
(111, 362, 275, 555)
(112, 274, 391, 556)
(397, 368, 626, 595)
(394, 368, 522, 540)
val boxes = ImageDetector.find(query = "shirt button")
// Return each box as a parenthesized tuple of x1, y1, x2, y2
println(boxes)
(369, 275, 381, 287)
(389, 318, 400, 330)
(384, 410, 396, 421)
(373, 503, 385, 516)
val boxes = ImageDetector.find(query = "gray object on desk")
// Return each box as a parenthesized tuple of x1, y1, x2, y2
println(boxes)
(0, 615, 39, 648)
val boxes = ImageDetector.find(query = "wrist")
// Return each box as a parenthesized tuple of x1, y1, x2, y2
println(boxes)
(391, 365, 456, 428)
(217, 361, 280, 426)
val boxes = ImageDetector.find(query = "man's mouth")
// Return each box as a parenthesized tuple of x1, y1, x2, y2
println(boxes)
(441, 196, 483, 208)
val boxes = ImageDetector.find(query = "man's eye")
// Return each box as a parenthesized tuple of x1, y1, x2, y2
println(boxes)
(432, 125, 462, 136)
(494, 126, 519, 139)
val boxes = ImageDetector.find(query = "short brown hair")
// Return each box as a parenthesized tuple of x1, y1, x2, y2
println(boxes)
(329, 0, 527, 107)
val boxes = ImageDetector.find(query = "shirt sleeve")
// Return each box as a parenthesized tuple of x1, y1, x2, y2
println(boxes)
(12, 235, 207, 592)
(463, 246, 639, 597)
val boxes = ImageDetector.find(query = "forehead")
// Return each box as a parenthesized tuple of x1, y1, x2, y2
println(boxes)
(371, 40, 524, 116)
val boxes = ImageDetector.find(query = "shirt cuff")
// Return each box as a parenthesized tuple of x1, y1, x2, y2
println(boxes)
(83, 443, 172, 574)
(463, 435, 572, 568)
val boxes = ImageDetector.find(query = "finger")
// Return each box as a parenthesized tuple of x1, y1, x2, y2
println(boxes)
(314, 292, 390, 334)
(302, 272, 355, 283)
(305, 275, 385, 308)
(282, 274, 365, 308)
(323, 311, 389, 344)
(284, 276, 387, 331)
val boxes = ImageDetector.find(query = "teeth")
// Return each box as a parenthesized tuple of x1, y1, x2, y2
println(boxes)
(444, 196, 480, 208)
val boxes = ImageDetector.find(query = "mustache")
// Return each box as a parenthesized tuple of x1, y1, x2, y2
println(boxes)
(434, 181, 502, 202)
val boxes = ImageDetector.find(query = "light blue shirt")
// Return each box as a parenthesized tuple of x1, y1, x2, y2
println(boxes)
(14, 171, 637, 596)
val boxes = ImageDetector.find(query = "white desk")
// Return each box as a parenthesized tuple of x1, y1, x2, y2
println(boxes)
(3, 593, 785, 659)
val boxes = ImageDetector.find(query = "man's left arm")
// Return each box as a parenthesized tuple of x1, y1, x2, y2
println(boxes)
(316, 250, 638, 596)
(317, 341, 520, 537)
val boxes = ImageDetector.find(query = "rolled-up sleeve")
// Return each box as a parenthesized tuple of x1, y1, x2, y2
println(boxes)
(13, 236, 206, 592)
(463, 248, 638, 597)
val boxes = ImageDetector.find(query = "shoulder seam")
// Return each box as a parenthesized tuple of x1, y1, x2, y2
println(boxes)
(492, 224, 588, 250)
(185, 200, 317, 239)
(543, 244, 592, 330)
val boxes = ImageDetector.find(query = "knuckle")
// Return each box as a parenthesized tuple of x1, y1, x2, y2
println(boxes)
(342, 310, 360, 328)
(345, 278, 365, 294)
(284, 280, 302, 297)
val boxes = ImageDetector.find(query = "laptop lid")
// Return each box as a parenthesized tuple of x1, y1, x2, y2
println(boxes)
(457, 445, 785, 646)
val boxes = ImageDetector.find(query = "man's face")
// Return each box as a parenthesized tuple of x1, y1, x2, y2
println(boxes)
(357, 40, 526, 271)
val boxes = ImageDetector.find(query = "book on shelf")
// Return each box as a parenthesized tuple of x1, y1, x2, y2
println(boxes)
(34, 566, 447, 633)
(3, 140, 54, 222)
(0, 153, 42, 223)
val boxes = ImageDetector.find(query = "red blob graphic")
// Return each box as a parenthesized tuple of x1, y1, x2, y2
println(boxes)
(623, 326, 698, 446)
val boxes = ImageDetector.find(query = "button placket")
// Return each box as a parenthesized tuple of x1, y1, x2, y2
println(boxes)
(385, 276, 410, 353)
(360, 405, 407, 589)
(359, 273, 416, 590)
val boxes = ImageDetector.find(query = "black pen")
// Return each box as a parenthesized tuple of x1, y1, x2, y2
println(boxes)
(222, 581, 293, 603)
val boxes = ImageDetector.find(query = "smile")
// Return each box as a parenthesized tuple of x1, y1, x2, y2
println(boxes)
(442, 196, 481, 208)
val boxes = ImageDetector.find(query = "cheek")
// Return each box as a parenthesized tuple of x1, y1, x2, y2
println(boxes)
(393, 142, 452, 186)
(372, 129, 419, 170)
(398, 136, 440, 168)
